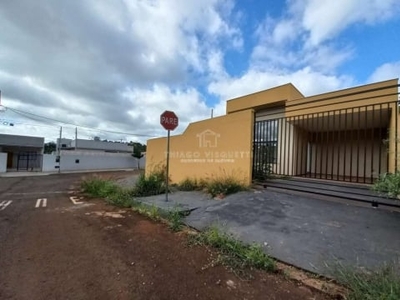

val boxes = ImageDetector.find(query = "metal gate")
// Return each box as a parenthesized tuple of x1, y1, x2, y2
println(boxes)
(17, 152, 42, 171)
(253, 101, 398, 183)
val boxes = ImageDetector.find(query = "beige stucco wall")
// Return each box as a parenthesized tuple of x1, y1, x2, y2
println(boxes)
(146, 109, 254, 185)
(285, 79, 398, 117)
(227, 84, 304, 114)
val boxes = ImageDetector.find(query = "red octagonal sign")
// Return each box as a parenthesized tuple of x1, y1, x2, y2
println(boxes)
(160, 110, 179, 131)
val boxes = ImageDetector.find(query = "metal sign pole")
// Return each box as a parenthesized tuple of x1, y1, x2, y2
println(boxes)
(166, 129, 170, 202)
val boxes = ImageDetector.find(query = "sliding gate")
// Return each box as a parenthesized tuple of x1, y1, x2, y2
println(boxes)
(253, 101, 398, 183)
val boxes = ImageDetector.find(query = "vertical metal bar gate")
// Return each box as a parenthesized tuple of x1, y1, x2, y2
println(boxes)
(253, 101, 398, 183)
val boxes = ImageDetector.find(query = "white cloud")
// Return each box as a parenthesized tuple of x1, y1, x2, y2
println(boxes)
(0, 0, 241, 141)
(122, 84, 210, 136)
(208, 67, 354, 101)
(302, 0, 400, 45)
(368, 61, 400, 83)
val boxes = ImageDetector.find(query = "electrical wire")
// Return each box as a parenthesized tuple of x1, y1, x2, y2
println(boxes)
(0, 104, 157, 137)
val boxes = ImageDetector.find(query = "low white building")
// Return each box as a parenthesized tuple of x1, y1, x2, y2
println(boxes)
(57, 138, 133, 154)
(0, 134, 139, 173)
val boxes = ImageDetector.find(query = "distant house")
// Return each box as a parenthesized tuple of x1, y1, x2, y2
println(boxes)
(56, 138, 133, 154)
(0, 133, 44, 172)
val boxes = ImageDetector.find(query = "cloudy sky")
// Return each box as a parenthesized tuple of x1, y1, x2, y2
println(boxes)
(0, 0, 399, 143)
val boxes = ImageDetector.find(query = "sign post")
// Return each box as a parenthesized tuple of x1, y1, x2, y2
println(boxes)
(160, 110, 179, 202)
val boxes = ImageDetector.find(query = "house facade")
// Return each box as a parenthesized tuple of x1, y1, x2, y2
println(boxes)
(0, 134, 44, 172)
(146, 78, 399, 185)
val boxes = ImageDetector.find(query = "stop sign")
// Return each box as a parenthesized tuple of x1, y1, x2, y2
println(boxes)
(160, 110, 179, 131)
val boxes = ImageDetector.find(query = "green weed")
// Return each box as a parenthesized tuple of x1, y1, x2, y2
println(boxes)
(178, 178, 199, 191)
(192, 226, 275, 273)
(205, 176, 247, 197)
(81, 178, 119, 198)
(132, 168, 167, 197)
(167, 208, 185, 232)
(373, 172, 400, 199)
(81, 178, 133, 207)
(334, 264, 400, 300)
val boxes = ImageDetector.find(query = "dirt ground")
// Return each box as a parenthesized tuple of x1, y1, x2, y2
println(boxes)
(0, 171, 334, 300)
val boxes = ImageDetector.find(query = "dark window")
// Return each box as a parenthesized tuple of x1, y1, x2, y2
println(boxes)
(75, 159, 80, 164)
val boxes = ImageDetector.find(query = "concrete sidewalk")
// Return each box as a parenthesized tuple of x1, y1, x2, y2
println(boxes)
(138, 189, 400, 277)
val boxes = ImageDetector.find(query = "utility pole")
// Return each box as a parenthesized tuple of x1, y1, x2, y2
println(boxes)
(58, 126, 62, 173)
(75, 127, 77, 150)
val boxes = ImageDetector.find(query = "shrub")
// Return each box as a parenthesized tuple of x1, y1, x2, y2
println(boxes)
(132, 169, 167, 197)
(335, 264, 400, 300)
(372, 172, 400, 198)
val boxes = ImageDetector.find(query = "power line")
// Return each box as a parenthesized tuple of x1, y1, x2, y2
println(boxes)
(0, 104, 157, 137)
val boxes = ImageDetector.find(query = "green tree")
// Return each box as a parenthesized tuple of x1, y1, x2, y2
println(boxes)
(44, 142, 57, 154)
(130, 142, 146, 169)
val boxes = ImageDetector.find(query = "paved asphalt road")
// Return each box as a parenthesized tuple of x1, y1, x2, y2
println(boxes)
(0, 174, 103, 299)
(186, 189, 400, 276)
(0, 173, 328, 300)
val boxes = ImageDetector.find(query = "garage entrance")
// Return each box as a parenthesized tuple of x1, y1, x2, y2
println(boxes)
(253, 101, 397, 183)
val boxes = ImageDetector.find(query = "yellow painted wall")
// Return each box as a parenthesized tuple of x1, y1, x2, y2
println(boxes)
(146, 78, 398, 185)
(226, 83, 304, 114)
(285, 79, 398, 117)
(146, 109, 254, 185)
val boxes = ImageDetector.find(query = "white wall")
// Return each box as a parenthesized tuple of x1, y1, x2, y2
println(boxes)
(42, 155, 59, 172)
(43, 153, 139, 172)
(139, 156, 146, 169)
(0, 153, 7, 173)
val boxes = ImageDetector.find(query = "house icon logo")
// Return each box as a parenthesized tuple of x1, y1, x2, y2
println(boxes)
(196, 129, 220, 148)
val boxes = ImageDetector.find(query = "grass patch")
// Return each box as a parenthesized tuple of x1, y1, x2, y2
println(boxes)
(178, 178, 199, 191)
(81, 177, 185, 231)
(166, 208, 186, 231)
(176, 175, 247, 198)
(81, 178, 120, 198)
(191, 226, 275, 274)
(130, 202, 162, 221)
(206, 176, 247, 198)
(372, 172, 400, 199)
(335, 264, 400, 300)
(82, 177, 133, 208)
